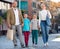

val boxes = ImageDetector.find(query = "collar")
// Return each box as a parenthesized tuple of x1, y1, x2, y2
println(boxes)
(12, 7, 18, 10)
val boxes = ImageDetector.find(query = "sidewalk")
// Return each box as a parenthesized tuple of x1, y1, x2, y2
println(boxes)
(0, 34, 60, 49)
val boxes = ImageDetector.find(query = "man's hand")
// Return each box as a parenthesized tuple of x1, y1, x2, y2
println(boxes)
(8, 24, 11, 29)
(21, 23, 24, 27)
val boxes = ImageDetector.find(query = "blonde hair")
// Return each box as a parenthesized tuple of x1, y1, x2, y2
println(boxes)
(40, 3, 46, 9)
(33, 14, 37, 19)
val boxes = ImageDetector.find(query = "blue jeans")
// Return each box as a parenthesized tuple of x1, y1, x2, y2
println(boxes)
(40, 21, 49, 44)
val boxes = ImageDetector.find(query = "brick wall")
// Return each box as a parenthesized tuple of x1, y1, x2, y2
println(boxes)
(28, 0, 32, 19)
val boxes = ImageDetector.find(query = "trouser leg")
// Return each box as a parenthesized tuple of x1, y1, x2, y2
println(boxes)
(41, 22, 46, 44)
(45, 26, 49, 43)
(32, 30, 35, 44)
(12, 25, 17, 45)
(24, 31, 30, 46)
(16, 25, 24, 46)
(34, 30, 38, 44)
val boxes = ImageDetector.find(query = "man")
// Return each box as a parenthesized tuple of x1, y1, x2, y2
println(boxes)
(7, 1, 25, 48)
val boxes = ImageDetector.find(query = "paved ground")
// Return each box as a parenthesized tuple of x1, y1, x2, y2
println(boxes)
(0, 34, 60, 49)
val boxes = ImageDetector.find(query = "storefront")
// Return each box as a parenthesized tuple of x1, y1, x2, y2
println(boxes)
(0, 0, 12, 35)
(0, 0, 11, 17)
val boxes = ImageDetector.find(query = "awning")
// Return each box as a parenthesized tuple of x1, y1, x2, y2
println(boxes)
(0, 0, 15, 4)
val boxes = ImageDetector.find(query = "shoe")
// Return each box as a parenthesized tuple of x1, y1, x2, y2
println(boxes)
(14, 44, 17, 46)
(26, 45, 29, 47)
(35, 44, 37, 47)
(25, 44, 29, 48)
(46, 42, 49, 46)
(44, 43, 47, 46)
(32, 44, 35, 47)
(21, 44, 25, 48)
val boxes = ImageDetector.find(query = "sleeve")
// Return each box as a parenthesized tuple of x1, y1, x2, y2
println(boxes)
(48, 10, 52, 19)
(28, 19, 31, 25)
(29, 19, 31, 29)
(37, 20, 39, 25)
(39, 11, 41, 26)
(7, 10, 11, 25)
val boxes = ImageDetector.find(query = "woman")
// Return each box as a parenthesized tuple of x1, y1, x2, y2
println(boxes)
(39, 3, 51, 46)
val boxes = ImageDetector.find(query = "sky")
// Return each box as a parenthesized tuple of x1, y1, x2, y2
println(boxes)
(51, 0, 60, 3)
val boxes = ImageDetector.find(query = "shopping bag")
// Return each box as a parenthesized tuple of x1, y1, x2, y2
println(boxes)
(7, 29, 14, 40)
(46, 11, 51, 26)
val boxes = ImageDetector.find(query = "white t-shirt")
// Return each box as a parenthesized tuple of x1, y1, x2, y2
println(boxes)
(31, 19, 39, 30)
(13, 8, 20, 25)
(39, 10, 52, 26)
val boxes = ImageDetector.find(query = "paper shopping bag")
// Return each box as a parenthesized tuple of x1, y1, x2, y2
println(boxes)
(7, 29, 14, 40)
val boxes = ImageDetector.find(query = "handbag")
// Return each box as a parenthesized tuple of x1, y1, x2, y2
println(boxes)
(46, 11, 51, 26)
(7, 29, 14, 40)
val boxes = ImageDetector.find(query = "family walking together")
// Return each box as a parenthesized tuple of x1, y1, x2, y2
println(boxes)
(7, 0, 52, 48)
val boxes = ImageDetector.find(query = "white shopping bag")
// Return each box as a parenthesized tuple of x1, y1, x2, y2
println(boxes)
(7, 29, 14, 40)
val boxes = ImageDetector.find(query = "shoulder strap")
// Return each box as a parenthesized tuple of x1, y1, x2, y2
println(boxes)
(46, 10, 49, 17)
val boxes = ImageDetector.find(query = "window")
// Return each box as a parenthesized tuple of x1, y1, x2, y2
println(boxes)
(0, 1, 10, 10)
(20, 1, 28, 10)
(32, 2, 36, 8)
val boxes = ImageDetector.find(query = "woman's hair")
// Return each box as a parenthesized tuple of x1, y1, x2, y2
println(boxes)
(40, 3, 46, 9)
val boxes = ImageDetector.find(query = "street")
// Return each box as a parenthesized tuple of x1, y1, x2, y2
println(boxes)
(0, 34, 60, 49)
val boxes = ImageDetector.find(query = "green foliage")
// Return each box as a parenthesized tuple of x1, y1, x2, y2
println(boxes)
(3, 11, 7, 20)
(0, 17, 2, 24)
(21, 10, 28, 16)
(21, 10, 25, 16)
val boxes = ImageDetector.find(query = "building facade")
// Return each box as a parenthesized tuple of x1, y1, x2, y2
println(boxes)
(18, 0, 37, 18)
(0, 0, 11, 17)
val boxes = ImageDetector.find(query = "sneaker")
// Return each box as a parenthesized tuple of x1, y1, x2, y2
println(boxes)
(14, 44, 17, 47)
(44, 43, 47, 46)
(34, 44, 37, 47)
(32, 44, 35, 47)
(21, 44, 25, 48)
(46, 42, 49, 46)
(26, 45, 29, 48)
